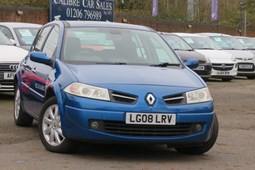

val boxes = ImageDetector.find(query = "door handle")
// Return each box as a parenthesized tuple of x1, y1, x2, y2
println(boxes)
(31, 67, 37, 73)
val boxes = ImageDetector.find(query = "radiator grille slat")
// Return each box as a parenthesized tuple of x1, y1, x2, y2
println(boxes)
(102, 121, 196, 137)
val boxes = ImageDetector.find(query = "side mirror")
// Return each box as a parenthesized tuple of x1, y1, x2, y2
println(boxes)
(9, 39, 16, 46)
(30, 52, 52, 65)
(184, 58, 199, 69)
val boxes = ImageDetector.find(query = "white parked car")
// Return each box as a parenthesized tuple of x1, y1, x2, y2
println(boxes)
(235, 36, 255, 55)
(0, 31, 28, 91)
(199, 33, 255, 79)
(0, 22, 41, 50)
(175, 33, 237, 81)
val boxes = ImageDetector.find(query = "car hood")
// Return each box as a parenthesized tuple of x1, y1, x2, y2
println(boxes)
(0, 45, 28, 62)
(195, 50, 234, 63)
(175, 50, 207, 62)
(65, 64, 203, 88)
(222, 50, 254, 60)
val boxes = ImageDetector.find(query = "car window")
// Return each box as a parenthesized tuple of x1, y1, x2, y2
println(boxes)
(237, 38, 255, 49)
(182, 36, 221, 50)
(62, 27, 180, 65)
(42, 26, 60, 58)
(0, 31, 11, 45)
(162, 35, 193, 50)
(0, 26, 13, 39)
(210, 36, 245, 50)
(14, 28, 39, 46)
(34, 26, 53, 51)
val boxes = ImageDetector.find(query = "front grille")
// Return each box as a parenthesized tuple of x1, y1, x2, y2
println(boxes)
(163, 94, 185, 105)
(212, 63, 234, 71)
(0, 63, 19, 71)
(110, 91, 137, 104)
(198, 60, 206, 64)
(101, 121, 199, 137)
(0, 63, 19, 81)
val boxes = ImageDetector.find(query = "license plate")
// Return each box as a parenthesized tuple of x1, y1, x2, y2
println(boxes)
(238, 64, 253, 69)
(194, 66, 205, 70)
(217, 71, 229, 75)
(125, 113, 176, 125)
(4, 72, 15, 80)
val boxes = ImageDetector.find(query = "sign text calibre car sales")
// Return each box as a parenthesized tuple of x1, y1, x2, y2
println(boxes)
(50, 0, 114, 21)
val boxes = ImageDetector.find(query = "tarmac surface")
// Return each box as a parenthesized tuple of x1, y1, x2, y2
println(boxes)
(0, 78, 254, 170)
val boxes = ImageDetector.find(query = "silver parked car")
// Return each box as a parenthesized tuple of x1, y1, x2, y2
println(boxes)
(199, 33, 255, 79)
(235, 36, 255, 55)
(0, 22, 41, 50)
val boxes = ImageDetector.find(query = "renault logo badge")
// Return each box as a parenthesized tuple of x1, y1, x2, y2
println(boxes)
(146, 93, 156, 106)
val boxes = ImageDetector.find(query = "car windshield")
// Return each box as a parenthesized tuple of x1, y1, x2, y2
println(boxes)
(0, 31, 11, 45)
(14, 28, 39, 46)
(62, 27, 181, 66)
(161, 34, 193, 51)
(237, 37, 255, 49)
(210, 36, 246, 50)
(181, 36, 221, 50)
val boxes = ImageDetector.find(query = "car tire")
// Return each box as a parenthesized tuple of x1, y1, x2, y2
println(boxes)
(202, 77, 209, 82)
(14, 86, 33, 126)
(175, 115, 219, 155)
(247, 75, 255, 79)
(222, 78, 232, 82)
(38, 96, 78, 153)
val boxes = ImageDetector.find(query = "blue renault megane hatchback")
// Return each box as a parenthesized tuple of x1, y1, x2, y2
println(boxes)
(14, 20, 218, 154)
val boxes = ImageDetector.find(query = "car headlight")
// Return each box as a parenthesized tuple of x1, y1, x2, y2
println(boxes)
(64, 83, 110, 101)
(186, 87, 212, 104)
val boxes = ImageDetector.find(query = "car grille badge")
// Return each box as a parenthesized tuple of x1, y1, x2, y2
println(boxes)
(146, 93, 156, 106)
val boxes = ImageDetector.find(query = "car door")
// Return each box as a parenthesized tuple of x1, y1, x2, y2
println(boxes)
(22, 25, 60, 118)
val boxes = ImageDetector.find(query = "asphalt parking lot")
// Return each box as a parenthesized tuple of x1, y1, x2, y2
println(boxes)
(0, 78, 254, 170)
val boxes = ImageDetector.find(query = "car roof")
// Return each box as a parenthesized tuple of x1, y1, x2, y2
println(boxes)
(173, 32, 205, 37)
(235, 36, 252, 39)
(0, 22, 42, 28)
(58, 21, 154, 32)
(198, 32, 231, 37)
(159, 32, 176, 35)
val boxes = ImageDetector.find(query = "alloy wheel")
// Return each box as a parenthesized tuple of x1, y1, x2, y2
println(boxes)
(42, 104, 65, 146)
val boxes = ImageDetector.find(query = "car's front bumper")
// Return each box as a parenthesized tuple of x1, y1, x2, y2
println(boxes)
(61, 95, 215, 145)
(210, 63, 237, 79)
(0, 81, 14, 91)
(236, 62, 255, 76)
(193, 64, 212, 78)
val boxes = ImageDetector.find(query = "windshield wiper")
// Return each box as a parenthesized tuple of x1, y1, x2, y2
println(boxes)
(196, 48, 214, 50)
(174, 49, 193, 51)
(224, 48, 239, 50)
(150, 63, 181, 67)
(96, 62, 127, 65)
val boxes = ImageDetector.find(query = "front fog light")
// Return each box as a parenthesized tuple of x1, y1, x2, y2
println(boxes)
(90, 121, 100, 130)
(194, 124, 202, 132)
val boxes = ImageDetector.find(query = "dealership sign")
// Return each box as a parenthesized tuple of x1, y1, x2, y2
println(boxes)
(50, 0, 114, 21)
